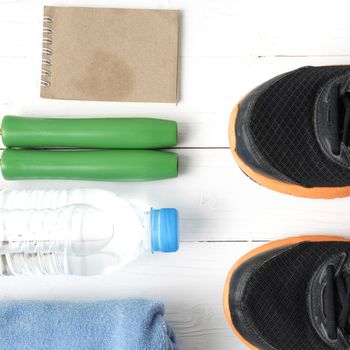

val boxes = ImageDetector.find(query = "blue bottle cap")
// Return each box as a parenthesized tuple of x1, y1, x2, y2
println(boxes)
(150, 208, 179, 253)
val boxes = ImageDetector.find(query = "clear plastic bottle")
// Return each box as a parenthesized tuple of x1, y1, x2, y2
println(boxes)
(0, 189, 179, 276)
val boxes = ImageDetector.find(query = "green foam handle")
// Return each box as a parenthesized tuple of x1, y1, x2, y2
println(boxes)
(1, 116, 177, 149)
(1, 149, 178, 181)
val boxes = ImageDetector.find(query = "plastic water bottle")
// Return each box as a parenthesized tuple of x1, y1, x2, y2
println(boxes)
(0, 189, 179, 276)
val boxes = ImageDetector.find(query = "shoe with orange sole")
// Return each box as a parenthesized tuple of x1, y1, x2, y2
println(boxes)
(223, 235, 350, 350)
(229, 66, 350, 198)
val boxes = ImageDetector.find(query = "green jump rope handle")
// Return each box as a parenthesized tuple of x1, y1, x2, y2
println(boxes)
(1, 116, 177, 149)
(1, 149, 178, 181)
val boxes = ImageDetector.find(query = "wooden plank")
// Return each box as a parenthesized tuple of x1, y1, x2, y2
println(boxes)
(2, 148, 350, 242)
(0, 241, 259, 350)
(2, 55, 350, 148)
(2, 0, 350, 57)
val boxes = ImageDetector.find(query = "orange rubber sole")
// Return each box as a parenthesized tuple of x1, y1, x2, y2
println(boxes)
(229, 101, 350, 199)
(223, 235, 350, 350)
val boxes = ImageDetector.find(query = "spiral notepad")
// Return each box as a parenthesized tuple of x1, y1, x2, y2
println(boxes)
(41, 6, 180, 103)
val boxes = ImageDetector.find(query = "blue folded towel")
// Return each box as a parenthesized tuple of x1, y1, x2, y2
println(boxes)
(0, 298, 180, 350)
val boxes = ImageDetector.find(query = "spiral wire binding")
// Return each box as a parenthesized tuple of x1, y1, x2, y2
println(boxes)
(41, 16, 53, 88)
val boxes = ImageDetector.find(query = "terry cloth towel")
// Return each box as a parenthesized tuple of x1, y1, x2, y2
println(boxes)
(0, 298, 180, 350)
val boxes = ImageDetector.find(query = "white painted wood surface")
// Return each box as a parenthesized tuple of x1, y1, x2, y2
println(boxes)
(1, 0, 350, 349)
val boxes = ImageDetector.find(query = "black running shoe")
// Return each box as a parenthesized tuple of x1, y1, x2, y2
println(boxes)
(229, 66, 350, 198)
(223, 236, 350, 350)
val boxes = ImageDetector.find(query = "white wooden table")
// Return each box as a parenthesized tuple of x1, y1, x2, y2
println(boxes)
(1, 1, 350, 349)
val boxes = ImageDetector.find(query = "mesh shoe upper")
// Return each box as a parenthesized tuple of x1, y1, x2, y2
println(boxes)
(241, 66, 350, 187)
(229, 241, 350, 350)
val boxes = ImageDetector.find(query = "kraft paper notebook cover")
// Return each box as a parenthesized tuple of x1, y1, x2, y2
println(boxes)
(41, 6, 180, 103)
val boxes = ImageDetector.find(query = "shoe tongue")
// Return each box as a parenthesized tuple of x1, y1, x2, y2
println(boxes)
(315, 75, 350, 168)
(308, 253, 350, 349)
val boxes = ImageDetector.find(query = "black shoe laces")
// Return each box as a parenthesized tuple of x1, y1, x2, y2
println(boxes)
(330, 93, 350, 155)
(325, 265, 350, 340)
